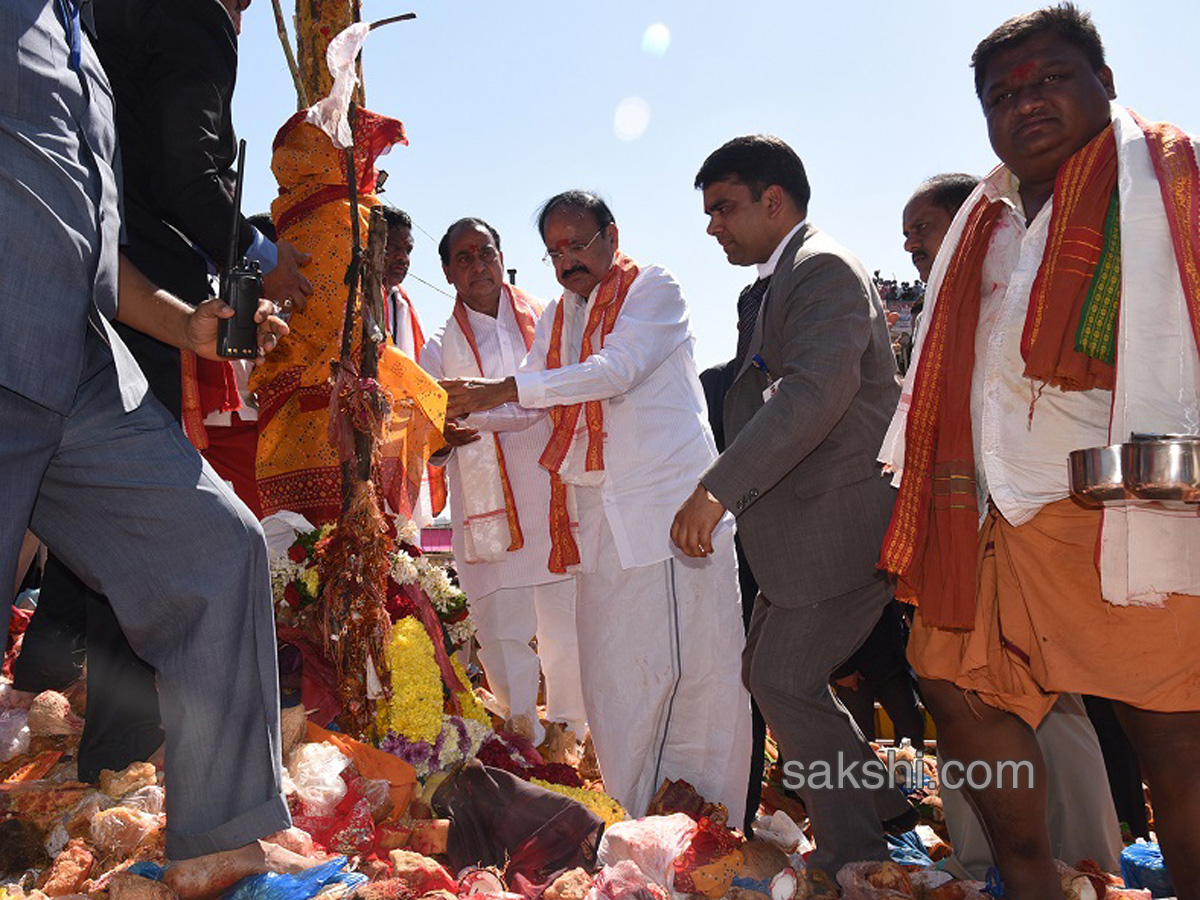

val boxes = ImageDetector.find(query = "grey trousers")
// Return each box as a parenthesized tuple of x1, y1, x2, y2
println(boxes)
(743, 576, 907, 875)
(1, 329, 289, 859)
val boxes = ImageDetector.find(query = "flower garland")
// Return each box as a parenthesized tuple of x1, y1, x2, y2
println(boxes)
(374, 617, 443, 745)
(530, 779, 627, 827)
(390, 524, 474, 649)
(450, 656, 489, 727)
(269, 520, 475, 649)
(379, 714, 491, 780)
(474, 733, 583, 788)
(269, 523, 336, 620)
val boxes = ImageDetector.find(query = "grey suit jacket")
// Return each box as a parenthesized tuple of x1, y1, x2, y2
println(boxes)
(1, 2, 146, 415)
(703, 224, 900, 607)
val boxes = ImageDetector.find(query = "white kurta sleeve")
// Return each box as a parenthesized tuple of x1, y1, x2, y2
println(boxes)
(513, 267, 690, 408)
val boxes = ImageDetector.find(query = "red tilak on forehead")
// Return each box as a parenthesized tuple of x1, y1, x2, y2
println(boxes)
(1010, 61, 1037, 80)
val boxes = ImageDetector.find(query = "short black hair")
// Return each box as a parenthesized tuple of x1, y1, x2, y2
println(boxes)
(535, 190, 616, 240)
(911, 173, 979, 217)
(247, 212, 276, 243)
(694, 135, 811, 213)
(438, 217, 502, 266)
(380, 205, 412, 233)
(972, 3, 1106, 99)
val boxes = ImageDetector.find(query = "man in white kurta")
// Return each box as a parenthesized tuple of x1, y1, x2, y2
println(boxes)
(441, 193, 752, 823)
(420, 218, 586, 746)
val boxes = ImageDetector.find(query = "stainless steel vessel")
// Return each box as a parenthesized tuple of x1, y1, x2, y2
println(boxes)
(1068, 434, 1200, 506)
(1123, 435, 1200, 503)
(1068, 444, 1126, 505)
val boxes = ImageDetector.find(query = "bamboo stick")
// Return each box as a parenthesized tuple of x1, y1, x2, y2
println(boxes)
(269, 0, 308, 109)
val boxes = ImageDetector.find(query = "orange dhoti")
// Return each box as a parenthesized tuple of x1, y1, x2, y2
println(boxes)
(251, 109, 444, 525)
(910, 498, 1200, 727)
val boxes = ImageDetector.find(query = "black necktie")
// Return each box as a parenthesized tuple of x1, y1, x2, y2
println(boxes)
(735, 276, 771, 369)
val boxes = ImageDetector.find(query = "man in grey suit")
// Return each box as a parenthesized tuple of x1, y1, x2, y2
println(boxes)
(672, 135, 909, 873)
(2, 2, 311, 893)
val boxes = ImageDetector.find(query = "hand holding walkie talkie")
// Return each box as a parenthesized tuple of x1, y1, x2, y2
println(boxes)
(218, 139, 263, 359)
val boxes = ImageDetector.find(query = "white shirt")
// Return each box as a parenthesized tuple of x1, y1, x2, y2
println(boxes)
(388, 286, 423, 360)
(756, 220, 807, 280)
(421, 293, 568, 599)
(970, 168, 1110, 526)
(514, 264, 723, 571)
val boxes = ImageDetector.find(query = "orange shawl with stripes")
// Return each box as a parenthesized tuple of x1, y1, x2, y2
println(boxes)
(880, 117, 1200, 628)
(540, 252, 640, 573)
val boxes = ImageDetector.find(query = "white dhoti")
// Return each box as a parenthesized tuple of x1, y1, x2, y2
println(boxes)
(472, 579, 587, 745)
(575, 521, 752, 823)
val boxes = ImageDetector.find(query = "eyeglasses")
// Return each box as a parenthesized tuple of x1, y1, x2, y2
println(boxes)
(542, 227, 606, 265)
(451, 245, 499, 269)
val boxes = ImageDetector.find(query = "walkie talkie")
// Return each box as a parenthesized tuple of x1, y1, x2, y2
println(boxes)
(217, 139, 262, 358)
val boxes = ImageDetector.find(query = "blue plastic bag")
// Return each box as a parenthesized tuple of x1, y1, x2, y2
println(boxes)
(1120, 842, 1174, 898)
(223, 857, 366, 900)
(887, 829, 933, 867)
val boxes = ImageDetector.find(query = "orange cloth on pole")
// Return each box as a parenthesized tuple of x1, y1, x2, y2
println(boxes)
(305, 721, 417, 821)
(251, 109, 445, 524)
(908, 499, 1200, 728)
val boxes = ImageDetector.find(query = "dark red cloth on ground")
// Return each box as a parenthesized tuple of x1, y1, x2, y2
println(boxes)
(432, 761, 604, 898)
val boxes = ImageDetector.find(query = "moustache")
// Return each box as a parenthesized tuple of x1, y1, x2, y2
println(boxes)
(561, 265, 589, 279)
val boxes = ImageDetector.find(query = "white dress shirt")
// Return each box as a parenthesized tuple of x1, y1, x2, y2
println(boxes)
(756, 220, 806, 280)
(421, 293, 568, 599)
(514, 264, 724, 571)
(970, 169, 1110, 526)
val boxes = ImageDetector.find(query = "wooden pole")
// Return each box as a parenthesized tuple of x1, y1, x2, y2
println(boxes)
(296, 0, 354, 104)
(269, 0, 307, 109)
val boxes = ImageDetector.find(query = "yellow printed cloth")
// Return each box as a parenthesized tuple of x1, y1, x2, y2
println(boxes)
(251, 109, 444, 524)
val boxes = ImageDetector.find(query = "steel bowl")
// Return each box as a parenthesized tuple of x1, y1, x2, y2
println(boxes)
(1068, 444, 1127, 505)
(1123, 435, 1200, 503)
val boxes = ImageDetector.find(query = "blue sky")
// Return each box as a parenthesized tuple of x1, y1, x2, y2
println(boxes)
(231, 2, 1199, 370)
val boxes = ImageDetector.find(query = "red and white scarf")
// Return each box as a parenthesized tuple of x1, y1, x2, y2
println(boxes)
(441, 284, 541, 563)
(879, 105, 1200, 622)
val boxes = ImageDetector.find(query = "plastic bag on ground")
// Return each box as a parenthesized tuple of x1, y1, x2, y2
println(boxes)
(586, 860, 669, 900)
(596, 813, 698, 889)
(886, 831, 933, 867)
(1120, 843, 1174, 899)
(286, 742, 352, 817)
(0, 708, 30, 762)
(224, 856, 366, 900)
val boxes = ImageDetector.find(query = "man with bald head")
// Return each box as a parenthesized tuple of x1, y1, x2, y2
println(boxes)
(440, 192, 752, 823)
(419, 218, 585, 748)
(902, 174, 977, 285)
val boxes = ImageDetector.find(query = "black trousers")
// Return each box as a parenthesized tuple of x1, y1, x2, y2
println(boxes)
(14, 553, 163, 781)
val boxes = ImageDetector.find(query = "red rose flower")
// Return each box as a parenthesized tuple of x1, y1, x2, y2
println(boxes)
(288, 544, 307, 563)
(284, 582, 301, 610)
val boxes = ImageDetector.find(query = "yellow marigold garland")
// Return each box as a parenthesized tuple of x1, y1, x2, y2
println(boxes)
(375, 616, 442, 744)
(530, 779, 627, 827)
(451, 656, 490, 727)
